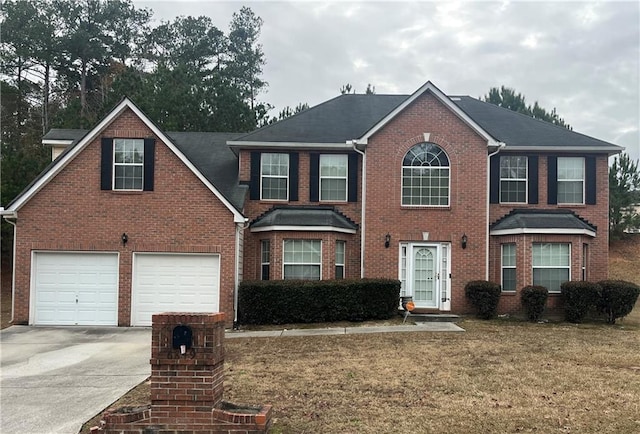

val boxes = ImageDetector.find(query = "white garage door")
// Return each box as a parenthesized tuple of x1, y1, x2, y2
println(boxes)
(32, 252, 118, 325)
(131, 253, 220, 326)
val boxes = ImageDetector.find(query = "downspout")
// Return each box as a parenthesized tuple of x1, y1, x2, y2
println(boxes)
(486, 143, 506, 279)
(234, 218, 250, 329)
(350, 141, 366, 278)
(3, 213, 18, 324)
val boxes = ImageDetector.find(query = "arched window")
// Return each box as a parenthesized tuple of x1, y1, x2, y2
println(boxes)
(401, 142, 450, 206)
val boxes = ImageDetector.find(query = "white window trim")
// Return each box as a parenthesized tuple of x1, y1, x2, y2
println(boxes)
(501, 244, 516, 292)
(532, 243, 571, 293)
(260, 153, 289, 201)
(557, 157, 585, 205)
(282, 239, 322, 280)
(499, 156, 528, 204)
(319, 154, 348, 202)
(113, 138, 144, 191)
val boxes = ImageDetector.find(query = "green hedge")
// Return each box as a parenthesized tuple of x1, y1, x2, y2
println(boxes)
(561, 281, 601, 323)
(520, 285, 549, 322)
(238, 279, 401, 325)
(597, 280, 640, 324)
(464, 280, 501, 319)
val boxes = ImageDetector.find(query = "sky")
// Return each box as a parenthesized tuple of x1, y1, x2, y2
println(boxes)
(135, 1, 640, 160)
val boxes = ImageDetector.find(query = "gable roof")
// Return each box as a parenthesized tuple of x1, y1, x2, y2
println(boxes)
(229, 81, 623, 154)
(3, 99, 247, 222)
(490, 209, 596, 237)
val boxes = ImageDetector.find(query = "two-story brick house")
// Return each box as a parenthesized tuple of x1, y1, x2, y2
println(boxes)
(2, 81, 622, 326)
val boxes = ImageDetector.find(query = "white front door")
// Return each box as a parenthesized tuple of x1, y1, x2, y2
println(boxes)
(400, 243, 451, 310)
(412, 246, 438, 308)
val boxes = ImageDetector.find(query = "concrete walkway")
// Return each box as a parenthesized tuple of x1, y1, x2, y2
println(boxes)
(226, 321, 464, 338)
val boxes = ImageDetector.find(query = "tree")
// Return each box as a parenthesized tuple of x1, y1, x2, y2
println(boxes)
(259, 102, 309, 127)
(483, 85, 572, 129)
(609, 152, 640, 238)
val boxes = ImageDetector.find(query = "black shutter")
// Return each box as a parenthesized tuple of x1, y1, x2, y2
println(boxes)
(489, 154, 500, 204)
(348, 153, 358, 202)
(289, 152, 299, 201)
(528, 156, 538, 204)
(585, 156, 596, 205)
(143, 138, 155, 191)
(249, 151, 260, 200)
(310, 153, 319, 202)
(100, 138, 113, 190)
(547, 156, 558, 205)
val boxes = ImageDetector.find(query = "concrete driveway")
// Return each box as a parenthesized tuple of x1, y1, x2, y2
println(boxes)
(0, 326, 151, 434)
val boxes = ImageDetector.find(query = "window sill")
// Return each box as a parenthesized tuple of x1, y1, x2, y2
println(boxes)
(400, 206, 451, 211)
(500, 291, 517, 295)
(109, 190, 144, 195)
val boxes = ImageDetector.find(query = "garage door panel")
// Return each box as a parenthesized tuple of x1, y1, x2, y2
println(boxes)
(33, 252, 118, 326)
(132, 253, 220, 326)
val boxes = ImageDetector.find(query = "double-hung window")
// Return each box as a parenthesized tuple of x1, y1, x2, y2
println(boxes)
(501, 244, 516, 291)
(114, 139, 144, 190)
(283, 239, 321, 280)
(401, 142, 450, 206)
(500, 156, 527, 203)
(320, 155, 348, 201)
(557, 157, 584, 204)
(532, 243, 570, 292)
(261, 153, 289, 200)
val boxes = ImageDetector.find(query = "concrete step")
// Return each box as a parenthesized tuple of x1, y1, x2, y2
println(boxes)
(398, 312, 462, 322)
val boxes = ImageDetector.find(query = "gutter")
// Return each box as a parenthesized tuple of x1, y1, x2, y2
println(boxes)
(486, 142, 506, 280)
(349, 140, 366, 278)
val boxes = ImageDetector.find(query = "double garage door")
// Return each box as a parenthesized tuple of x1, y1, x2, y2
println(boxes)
(32, 252, 220, 326)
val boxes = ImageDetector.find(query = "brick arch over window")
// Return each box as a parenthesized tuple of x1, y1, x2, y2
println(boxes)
(401, 142, 450, 206)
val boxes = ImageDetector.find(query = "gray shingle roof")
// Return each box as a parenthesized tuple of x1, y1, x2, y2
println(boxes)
(451, 96, 620, 151)
(490, 209, 596, 233)
(251, 206, 358, 231)
(233, 94, 407, 143)
(231, 93, 622, 153)
(167, 132, 246, 210)
(42, 129, 88, 143)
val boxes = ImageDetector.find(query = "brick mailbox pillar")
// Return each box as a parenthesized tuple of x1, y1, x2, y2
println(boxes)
(150, 312, 226, 426)
(101, 312, 271, 434)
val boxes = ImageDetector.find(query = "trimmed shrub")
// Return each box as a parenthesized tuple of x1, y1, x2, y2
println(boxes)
(520, 285, 548, 322)
(237, 278, 400, 325)
(597, 280, 640, 324)
(464, 280, 501, 319)
(561, 281, 601, 323)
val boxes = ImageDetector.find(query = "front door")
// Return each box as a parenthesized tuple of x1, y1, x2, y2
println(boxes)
(412, 246, 438, 308)
(400, 243, 451, 310)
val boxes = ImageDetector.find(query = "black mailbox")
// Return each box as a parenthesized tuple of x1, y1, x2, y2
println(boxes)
(172, 325, 193, 351)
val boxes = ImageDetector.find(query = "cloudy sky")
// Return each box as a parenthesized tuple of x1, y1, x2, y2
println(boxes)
(136, 1, 640, 160)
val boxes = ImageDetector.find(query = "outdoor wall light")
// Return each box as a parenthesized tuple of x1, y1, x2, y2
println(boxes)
(385, 233, 391, 248)
(122, 233, 129, 246)
(461, 233, 468, 249)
